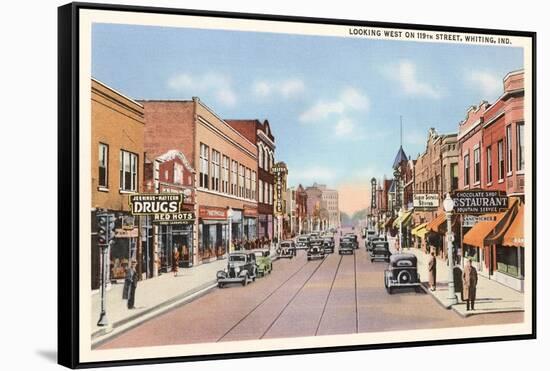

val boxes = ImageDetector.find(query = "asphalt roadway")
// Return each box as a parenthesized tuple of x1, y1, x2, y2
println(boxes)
(99, 231, 522, 349)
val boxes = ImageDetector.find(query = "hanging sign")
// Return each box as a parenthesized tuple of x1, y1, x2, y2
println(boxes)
(452, 191, 508, 214)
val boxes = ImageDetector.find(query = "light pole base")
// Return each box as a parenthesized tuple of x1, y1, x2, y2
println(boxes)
(97, 311, 109, 327)
(446, 294, 458, 307)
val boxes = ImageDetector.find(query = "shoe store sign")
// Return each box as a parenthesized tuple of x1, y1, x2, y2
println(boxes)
(413, 194, 439, 209)
(452, 190, 508, 214)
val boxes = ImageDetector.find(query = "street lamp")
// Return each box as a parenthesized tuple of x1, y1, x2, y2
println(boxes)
(398, 208, 403, 253)
(443, 193, 458, 306)
(227, 207, 233, 254)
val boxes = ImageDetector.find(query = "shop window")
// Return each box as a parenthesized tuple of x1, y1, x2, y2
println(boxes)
(496, 246, 523, 277)
(517, 122, 524, 171)
(119, 150, 138, 192)
(98, 143, 108, 188)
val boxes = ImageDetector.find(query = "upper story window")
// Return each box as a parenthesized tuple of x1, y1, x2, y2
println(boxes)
(98, 143, 108, 188)
(200, 143, 210, 189)
(259, 179, 264, 203)
(211, 149, 220, 192)
(498, 140, 504, 180)
(222, 155, 229, 193)
(238, 164, 245, 198)
(120, 150, 138, 192)
(464, 154, 470, 187)
(486, 146, 493, 184)
(517, 122, 525, 171)
(264, 148, 269, 171)
(245, 167, 251, 199)
(506, 125, 513, 174)
(231, 160, 238, 196)
(251, 171, 257, 200)
(474, 148, 481, 184)
(258, 145, 264, 170)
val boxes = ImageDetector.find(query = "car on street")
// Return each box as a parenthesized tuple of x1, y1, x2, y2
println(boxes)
(322, 236, 335, 254)
(338, 237, 355, 255)
(217, 252, 257, 288)
(343, 233, 359, 249)
(307, 239, 326, 261)
(296, 235, 310, 250)
(252, 249, 273, 277)
(368, 241, 391, 262)
(366, 236, 386, 251)
(384, 253, 421, 294)
(277, 240, 296, 258)
(364, 229, 376, 242)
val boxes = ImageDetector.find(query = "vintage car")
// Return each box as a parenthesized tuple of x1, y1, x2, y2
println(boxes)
(277, 240, 297, 258)
(217, 252, 257, 288)
(384, 253, 421, 294)
(343, 233, 359, 249)
(253, 249, 273, 277)
(368, 241, 391, 262)
(322, 237, 335, 254)
(366, 236, 386, 251)
(296, 235, 310, 250)
(338, 237, 355, 255)
(307, 239, 326, 260)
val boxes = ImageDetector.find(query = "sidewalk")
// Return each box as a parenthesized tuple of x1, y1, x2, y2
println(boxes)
(91, 247, 279, 346)
(387, 237, 524, 317)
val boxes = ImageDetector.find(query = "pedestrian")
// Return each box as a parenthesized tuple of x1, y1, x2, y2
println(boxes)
(172, 247, 180, 277)
(428, 249, 437, 291)
(462, 258, 478, 311)
(126, 260, 139, 309)
(122, 261, 130, 300)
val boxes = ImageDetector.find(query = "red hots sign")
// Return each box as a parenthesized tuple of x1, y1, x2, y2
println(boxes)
(129, 194, 183, 215)
(452, 190, 508, 214)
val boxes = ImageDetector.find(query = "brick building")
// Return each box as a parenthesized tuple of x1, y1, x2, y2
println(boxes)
(295, 184, 308, 234)
(141, 98, 258, 265)
(91, 78, 145, 289)
(225, 119, 275, 241)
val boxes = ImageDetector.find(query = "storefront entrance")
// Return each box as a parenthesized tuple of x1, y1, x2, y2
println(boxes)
(159, 224, 194, 272)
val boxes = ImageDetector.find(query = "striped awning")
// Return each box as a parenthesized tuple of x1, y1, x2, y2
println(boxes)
(393, 210, 413, 228)
(411, 223, 428, 238)
(502, 204, 524, 247)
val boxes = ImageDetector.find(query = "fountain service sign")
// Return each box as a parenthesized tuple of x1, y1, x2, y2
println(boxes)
(452, 190, 508, 214)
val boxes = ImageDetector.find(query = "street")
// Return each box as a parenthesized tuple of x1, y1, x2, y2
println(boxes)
(99, 230, 522, 349)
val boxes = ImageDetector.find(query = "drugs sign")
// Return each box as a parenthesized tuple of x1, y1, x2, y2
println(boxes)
(452, 191, 508, 214)
(129, 194, 183, 215)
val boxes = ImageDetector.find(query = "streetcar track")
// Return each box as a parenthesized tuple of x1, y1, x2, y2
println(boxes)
(314, 254, 343, 336)
(259, 255, 330, 339)
(216, 256, 311, 342)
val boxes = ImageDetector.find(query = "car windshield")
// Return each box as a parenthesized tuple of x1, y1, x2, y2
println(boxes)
(281, 243, 291, 248)
(254, 252, 264, 257)
(229, 255, 246, 262)
(298, 237, 308, 242)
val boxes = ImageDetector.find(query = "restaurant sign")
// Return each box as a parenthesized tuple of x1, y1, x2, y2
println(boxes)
(452, 191, 508, 214)
(129, 194, 183, 215)
(413, 194, 439, 209)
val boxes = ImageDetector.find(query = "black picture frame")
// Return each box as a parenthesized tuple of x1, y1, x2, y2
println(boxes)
(58, 2, 536, 368)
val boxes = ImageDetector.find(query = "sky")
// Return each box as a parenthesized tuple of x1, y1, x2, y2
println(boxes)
(92, 24, 523, 214)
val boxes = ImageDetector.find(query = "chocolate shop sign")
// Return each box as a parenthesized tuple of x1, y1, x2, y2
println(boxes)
(452, 191, 508, 214)
(129, 194, 183, 215)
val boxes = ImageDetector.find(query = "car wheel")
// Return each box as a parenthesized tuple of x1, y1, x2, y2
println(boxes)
(218, 282, 224, 288)
(242, 275, 248, 286)
(371, 258, 374, 263)
(388, 287, 393, 294)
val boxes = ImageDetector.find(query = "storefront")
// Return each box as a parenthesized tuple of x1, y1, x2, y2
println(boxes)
(495, 203, 524, 291)
(392, 210, 412, 248)
(157, 223, 194, 272)
(258, 214, 273, 239)
(411, 223, 428, 250)
(243, 206, 258, 242)
(198, 206, 229, 261)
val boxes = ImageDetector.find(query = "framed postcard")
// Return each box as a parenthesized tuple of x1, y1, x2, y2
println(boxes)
(58, 2, 536, 368)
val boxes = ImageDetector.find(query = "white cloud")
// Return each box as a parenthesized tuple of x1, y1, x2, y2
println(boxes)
(299, 87, 370, 123)
(252, 78, 305, 99)
(335, 118, 354, 136)
(387, 60, 441, 99)
(167, 72, 238, 107)
(467, 71, 502, 97)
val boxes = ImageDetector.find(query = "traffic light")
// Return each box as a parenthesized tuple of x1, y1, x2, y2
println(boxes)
(97, 213, 115, 246)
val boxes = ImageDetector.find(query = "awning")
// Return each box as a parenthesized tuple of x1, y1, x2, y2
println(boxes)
(426, 213, 446, 233)
(463, 213, 506, 248)
(393, 210, 413, 228)
(502, 204, 524, 247)
(385, 216, 395, 228)
(411, 223, 428, 238)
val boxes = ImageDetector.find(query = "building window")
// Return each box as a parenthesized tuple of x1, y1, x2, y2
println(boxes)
(252, 171, 257, 200)
(222, 155, 229, 193)
(264, 182, 268, 205)
(474, 148, 480, 184)
(506, 125, 512, 173)
(517, 122, 524, 171)
(98, 143, 108, 188)
(200, 143, 209, 189)
(259, 179, 264, 203)
(245, 167, 251, 199)
(269, 184, 273, 205)
(211, 149, 220, 191)
(486, 146, 492, 184)
(231, 160, 238, 195)
(258, 145, 263, 170)
(174, 162, 183, 184)
(264, 148, 269, 171)
(498, 140, 504, 180)
(120, 150, 138, 192)
(239, 164, 245, 198)
(464, 154, 470, 187)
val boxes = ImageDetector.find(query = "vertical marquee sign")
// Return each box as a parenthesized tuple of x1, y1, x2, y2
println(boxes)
(272, 163, 288, 216)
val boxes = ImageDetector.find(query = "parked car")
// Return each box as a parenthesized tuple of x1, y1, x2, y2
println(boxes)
(365, 229, 376, 242)
(277, 240, 296, 258)
(217, 252, 257, 288)
(343, 233, 359, 249)
(307, 239, 326, 260)
(296, 235, 310, 250)
(253, 249, 273, 277)
(368, 241, 391, 262)
(366, 236, 386, 251)
(322, 236, 335, 254)
(384, 253, 421, 294)
(338, 237, 355, 255)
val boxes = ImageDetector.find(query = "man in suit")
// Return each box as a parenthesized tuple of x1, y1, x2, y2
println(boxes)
(462, 258, 478, 311)
(126, 260, 139, 309)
